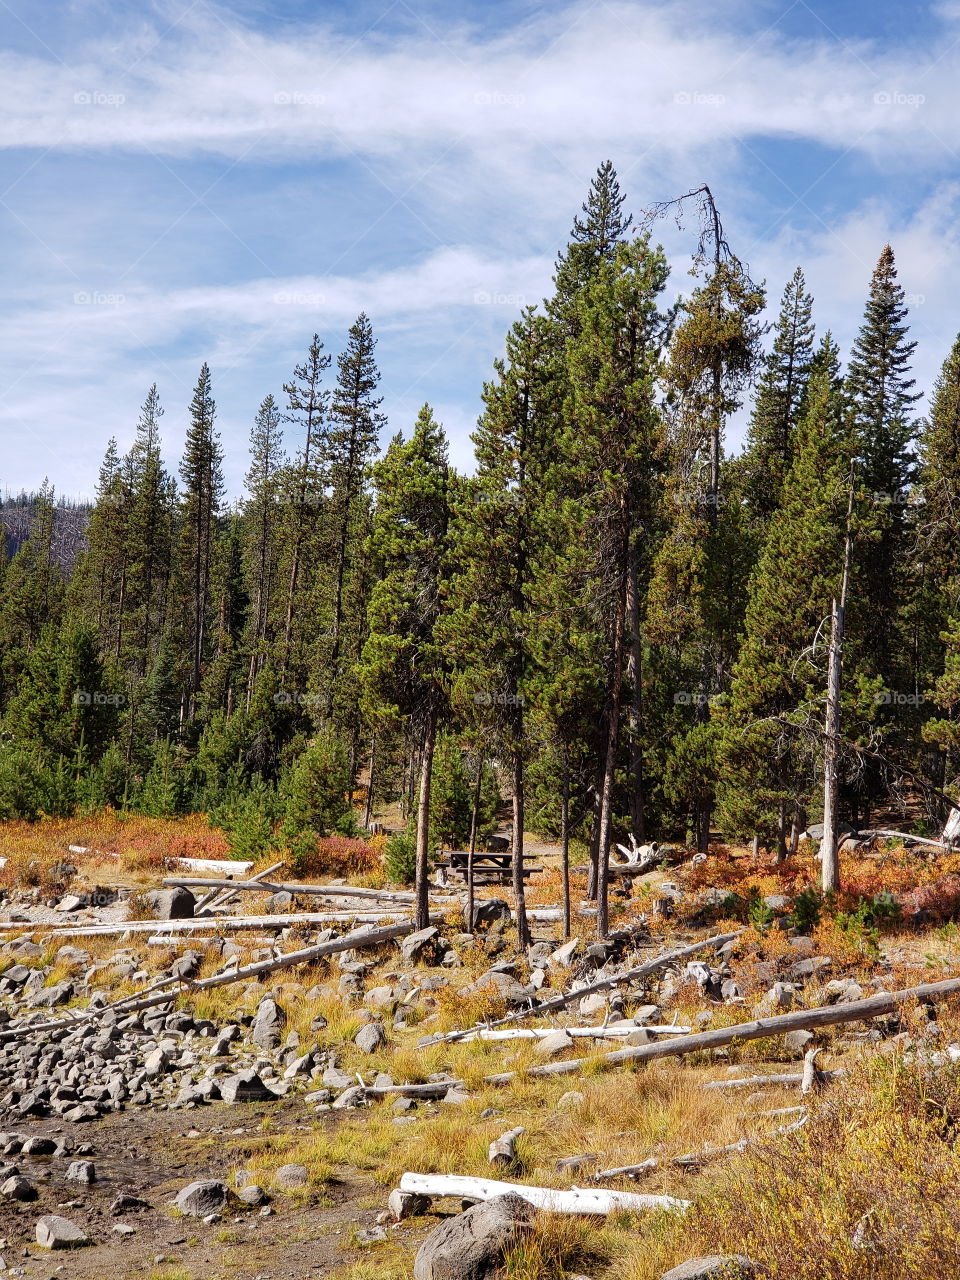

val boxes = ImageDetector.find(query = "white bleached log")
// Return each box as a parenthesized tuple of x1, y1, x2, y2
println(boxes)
(19, 911, 409, 938)
(195, 859, 286, 913)
(398, 1172, 689, 1215)
(703, 1071, 844, 1091)
(167, 857, 254, 875)
(457, 1025, 692, 1042)
(164, 876, 417, 904)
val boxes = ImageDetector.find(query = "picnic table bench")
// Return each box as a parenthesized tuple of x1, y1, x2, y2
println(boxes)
(434, 850, 543, 886)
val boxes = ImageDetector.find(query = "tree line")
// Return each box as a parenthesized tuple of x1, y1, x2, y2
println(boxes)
(2, 163, 959, 936)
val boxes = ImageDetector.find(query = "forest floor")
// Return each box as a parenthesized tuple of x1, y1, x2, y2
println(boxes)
(3, 814, 960, 1279)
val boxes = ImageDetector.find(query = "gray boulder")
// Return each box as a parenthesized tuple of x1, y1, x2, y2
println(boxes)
(252, 997, 286, 1049)
(32, 980, 74, 1008)
(469, 899, 512, 931)
(1, 1174, 36, 1200)
(414, 1192, 536, 1280)
(174, 1179, 229, 1218)
(66, 1160, 96, 1184)
(272, 1163, 309, 1190)
(144, 887, 195, 920)
(660, 1257, 758, 1280)
(355, 1022, 387, 1054)
(400, 926, 441, 964)
(35, 1215, 89, 1249)
(220, 1069, 276, 1104)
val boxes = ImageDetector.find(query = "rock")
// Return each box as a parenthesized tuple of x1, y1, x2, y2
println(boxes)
(365, 985, 398, 1012)
(266, 891, 294, 911)
(756, 982, 796, 1014)
(220, 1070, 276, 1104)
(355, 1022, 387, 1054)
(389, 1187, 431, 1220)
(113, 1222, 136, 1235)
(273, 1164, 309, 1190)
(32, 980, 74, 1007)
(144, 1048, 169, 1078)
(535, 1031, 575, 1059)
(56, 945, 91, 969)
(238, 1184, 268, 1206)
(578, 993, 608, 1018)
(400, 927, 441, 964)
(332, 1085, 366, 1109)
(1, 1175, 36, 1200)
(413, 1192, 536, 1280)
(252, 996, 286, 1049)
(527, 942, 554, 967)
(784, 1029, 814, 1057)
(469, 899, 512, 931)
(549, 937, 580, 968)
(110, 1194, 151, 1214)
(144, 887, 195, 920)
(660, 1257, 758, 1280)
(55, 895, 85, 913)
(625, 1027, 653, 1046)
(323, 1066, 355, 1090)
(174, 1179, 229, 1217)
(35, 1215, 89, 1249)
(720, 979, 743, 1002)
(357, 1226, 389, 1244)
(557, 1090, 586, 1112)
(66, 1160, 96, 1184)
(170, 951, 202, 980)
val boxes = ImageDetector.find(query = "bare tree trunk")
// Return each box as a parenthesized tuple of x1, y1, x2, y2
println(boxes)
(586, 783, 601, 901)
(414, 709, 437, 931)
(467, 752, 484, 932)
(822, 479, 855, 895)
(596, 572, 627, 939)
(561, 758, 571, 940)
(625, 545, 646, 839)
(363, 737, 376, 830)
(512, 750, 530, 949)
(775, 800, 789, 863)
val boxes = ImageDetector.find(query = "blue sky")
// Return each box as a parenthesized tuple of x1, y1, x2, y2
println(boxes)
(1, 0, 960, 498)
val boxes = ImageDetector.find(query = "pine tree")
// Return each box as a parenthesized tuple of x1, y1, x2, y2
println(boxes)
(324, 314, 386, 727)
(844, 246, 921, 803)
(0, 481, 65, 708)
(359, 407, 452, 929)
(740, 267, 816, 523)
(242, 394, 285, 707)
(557, 236, 671, 935)
(124, 385, 175, 676)
(277, 335, 331, 682)
(175, 363, 224, 721)
(919, 335, 960, 778)
(553, 160, 633, 310)
(717, 339, 850, 853)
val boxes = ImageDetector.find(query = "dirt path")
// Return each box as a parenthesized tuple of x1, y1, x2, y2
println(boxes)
(0, 1102, 419, 1280)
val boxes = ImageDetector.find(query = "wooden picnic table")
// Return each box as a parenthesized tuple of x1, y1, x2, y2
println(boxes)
(434, 850, 543, 886)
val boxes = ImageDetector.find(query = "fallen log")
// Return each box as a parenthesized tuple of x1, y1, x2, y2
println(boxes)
(16, 911, 409, 938)
(167, 857, 254, 875)
(488, 1127, 524, 1167)
(457, 1025, 693, 1042)
(163, 877, 417, 904)
(482, 975, 960, 1084)
(397, 1172, 689, 1215)
(857, 829, 956, 853)
(422, 929, 742, 1046)
(702, 1071, 845, 1091)
(0, 918, 425, 1043)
